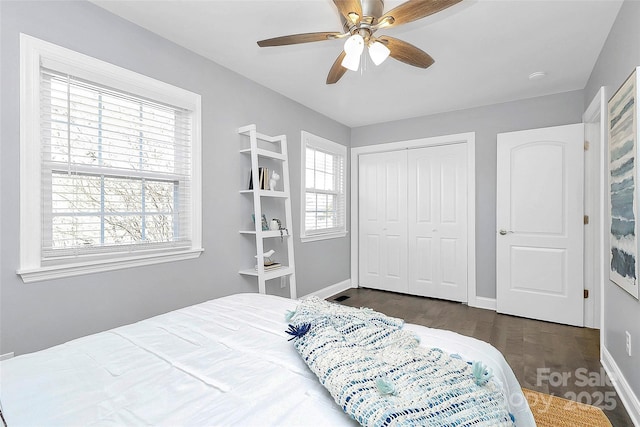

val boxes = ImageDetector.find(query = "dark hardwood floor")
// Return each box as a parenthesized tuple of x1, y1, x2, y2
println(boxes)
(331, 287, 634, 427)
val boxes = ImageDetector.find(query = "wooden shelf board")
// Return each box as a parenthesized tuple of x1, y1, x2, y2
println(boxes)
(239, 148, 286, 161)
(239, 190, 289, 198)
(239, 230, 291, 238)
(239, 266, 293, 280)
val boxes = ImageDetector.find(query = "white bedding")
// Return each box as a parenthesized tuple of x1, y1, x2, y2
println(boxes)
(0, 293, 535, 426)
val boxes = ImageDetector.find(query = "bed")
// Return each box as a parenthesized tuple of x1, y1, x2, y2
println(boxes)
(0, 293, 535, 426)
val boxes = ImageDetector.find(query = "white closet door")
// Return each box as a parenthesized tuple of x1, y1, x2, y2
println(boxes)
(358, 150, 408, 292)
(408, 144, 468, 301)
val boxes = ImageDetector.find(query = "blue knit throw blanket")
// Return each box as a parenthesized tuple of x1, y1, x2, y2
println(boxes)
(286, 297, 515, 427)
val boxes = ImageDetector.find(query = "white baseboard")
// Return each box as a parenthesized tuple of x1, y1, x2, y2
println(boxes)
(301, 279, 353, 300)
(468, 296, 497, 311)
(602, 346, 640, 426)
(0, 352, 14, 361)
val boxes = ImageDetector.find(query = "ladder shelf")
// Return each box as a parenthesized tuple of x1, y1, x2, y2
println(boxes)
(238, 124, 297, 299)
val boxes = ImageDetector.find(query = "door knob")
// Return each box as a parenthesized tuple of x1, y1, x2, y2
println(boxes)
(499, 229, 507, 235)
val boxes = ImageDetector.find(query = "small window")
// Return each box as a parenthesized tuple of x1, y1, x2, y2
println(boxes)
(19, 34, 202, 282)
(300, 131, 347, 242)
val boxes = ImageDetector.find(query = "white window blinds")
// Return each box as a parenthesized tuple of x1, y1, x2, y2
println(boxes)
(301, 131, 346, 240)
(40, 68, 193, 258)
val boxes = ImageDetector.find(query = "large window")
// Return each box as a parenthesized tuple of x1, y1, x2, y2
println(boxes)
(19, 34, 202, 282)
(300, 131, 347, 242)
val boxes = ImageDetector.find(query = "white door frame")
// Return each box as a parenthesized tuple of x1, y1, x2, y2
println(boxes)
(583, 87, 608, 336)
(350, 132, 478, 306)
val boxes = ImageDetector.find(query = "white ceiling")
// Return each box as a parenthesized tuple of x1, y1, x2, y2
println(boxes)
(91, 0, 622, 128)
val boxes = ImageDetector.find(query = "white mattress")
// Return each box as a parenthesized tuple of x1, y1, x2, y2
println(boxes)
(0, 293, 535, 426)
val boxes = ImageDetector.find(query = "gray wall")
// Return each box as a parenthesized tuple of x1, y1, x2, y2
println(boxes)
(584, 0, 640, 403)
(0, 0, 350, 355)
(351, 91, 585, 299)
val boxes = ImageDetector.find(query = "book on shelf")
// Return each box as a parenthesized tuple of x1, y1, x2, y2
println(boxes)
(248, 167, 269, 190)
(255, 262, 281, 271)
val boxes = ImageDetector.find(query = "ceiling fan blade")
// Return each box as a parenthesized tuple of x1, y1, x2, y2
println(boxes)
(379, 0, 462, 28)
(258, 32, 343, 47)
(333, 0, 362, 25)
(378, 36, 434, 68)
(327, 51, 348, 84)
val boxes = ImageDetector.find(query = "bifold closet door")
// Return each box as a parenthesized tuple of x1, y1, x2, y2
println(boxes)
(408, 144, 468, 302)
(358, 145, 468, 300)
(358, 150, 408, 293)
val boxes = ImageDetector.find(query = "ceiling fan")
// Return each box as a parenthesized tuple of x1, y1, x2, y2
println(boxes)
(257, 0, 462, 84)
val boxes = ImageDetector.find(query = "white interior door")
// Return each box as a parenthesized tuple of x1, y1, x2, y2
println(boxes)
(408, 144, 468, 301)
(496, 124, 584, 326)
(358, 151, 408, 292)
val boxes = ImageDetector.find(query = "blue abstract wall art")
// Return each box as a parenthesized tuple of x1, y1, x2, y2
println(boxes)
(608, 67, 640, 299)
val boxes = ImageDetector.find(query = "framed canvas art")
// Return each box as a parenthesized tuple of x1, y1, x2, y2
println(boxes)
(608, 66, 640, 299)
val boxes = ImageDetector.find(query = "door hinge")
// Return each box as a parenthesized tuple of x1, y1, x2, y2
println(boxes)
(584, 141, 590, 151)
(584, 289, 589, 299)
(584, 215, 589, 225)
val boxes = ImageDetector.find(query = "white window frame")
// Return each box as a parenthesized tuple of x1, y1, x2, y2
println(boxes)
(18, 34, 203, 283)
(300, 131, 347, 243)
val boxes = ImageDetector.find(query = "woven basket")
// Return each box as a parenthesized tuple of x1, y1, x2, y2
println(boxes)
(523, 388, 612, 427)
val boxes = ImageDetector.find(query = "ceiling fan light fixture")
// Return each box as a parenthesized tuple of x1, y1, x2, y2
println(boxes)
(257, 0, 460, 84)
(368, 41, 390, 66)
(342, 34, 365, 71)
(341, 52, 361, 71)
(343, 34, 364, 56)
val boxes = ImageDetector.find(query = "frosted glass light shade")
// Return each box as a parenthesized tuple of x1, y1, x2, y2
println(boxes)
(343, 34, 364, 56)
(341, 53, 361, 71)
(368, 41, 390, 66)
(342, 34, 364, 71)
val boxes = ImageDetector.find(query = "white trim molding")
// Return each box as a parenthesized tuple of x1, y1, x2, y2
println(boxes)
(602, 347, 640, 426)
(300, 279, 353, 300)
(350, 132, 477, 304)
(18, 34, 203, 282)
(300, 131, 347, 243)
(17, 248, 204, 283)
(583, 86, 609, 330)
(300, 231, 348, 243)
(0, 353, 15, 361)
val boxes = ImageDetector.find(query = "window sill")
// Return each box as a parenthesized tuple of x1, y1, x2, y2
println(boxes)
(300, 231, 348, 243)
(17, 248, 204, 283)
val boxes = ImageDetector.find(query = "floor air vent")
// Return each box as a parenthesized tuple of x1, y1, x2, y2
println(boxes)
(334, 295, 350, 302)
